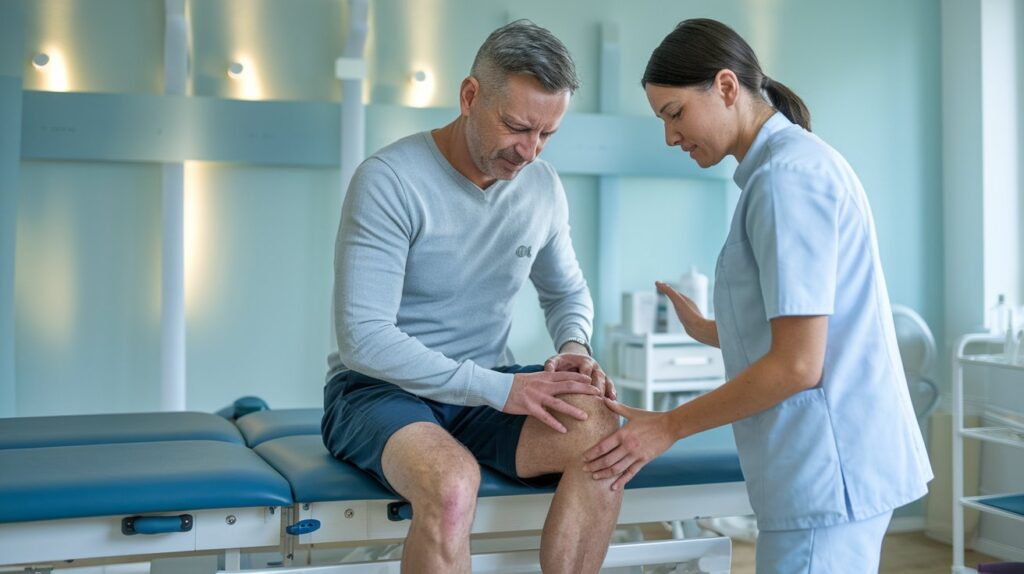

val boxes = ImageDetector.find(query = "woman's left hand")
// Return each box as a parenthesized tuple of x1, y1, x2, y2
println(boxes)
(583, 399, 677, 491)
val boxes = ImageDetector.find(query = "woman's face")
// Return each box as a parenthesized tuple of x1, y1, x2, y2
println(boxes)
(645, 82, 733, 168)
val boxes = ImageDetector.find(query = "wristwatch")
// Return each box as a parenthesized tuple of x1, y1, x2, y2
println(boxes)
(561, 336, 592, 356)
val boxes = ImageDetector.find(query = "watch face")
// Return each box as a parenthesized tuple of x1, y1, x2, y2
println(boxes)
(565, 338, 591, 354)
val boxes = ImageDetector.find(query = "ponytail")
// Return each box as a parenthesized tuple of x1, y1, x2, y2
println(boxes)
(762, 76, 811, 131)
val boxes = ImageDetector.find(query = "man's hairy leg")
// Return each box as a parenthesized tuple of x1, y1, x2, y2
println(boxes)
(382, 422, 481, 574)
(516, 395, 623, 574)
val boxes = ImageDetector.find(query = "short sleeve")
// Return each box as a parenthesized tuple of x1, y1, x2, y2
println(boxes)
(744, 165, 840, 319)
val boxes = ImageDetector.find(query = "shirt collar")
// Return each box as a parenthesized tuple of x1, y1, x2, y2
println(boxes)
(733, 112, 792, 189)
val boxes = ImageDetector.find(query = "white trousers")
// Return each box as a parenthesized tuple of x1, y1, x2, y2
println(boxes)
(755, 510, 894, 574)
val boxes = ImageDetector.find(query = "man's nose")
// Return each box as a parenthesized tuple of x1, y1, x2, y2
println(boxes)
(516, 132, 542, 162)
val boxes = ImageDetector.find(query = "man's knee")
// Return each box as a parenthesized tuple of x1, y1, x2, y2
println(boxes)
(382, 425, 481, 527)
(559, 394, 619, 442)
(414, 456, 481, 532)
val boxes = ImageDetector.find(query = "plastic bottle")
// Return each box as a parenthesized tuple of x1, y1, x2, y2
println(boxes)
(989, 294, 1008, 335)
(678, 266, 710, 317)
(1003, 308, 1017, 361)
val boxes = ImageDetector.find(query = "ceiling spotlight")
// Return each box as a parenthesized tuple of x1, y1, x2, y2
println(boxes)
(32, 53, 50, 69)
(227, 62, 245, 79)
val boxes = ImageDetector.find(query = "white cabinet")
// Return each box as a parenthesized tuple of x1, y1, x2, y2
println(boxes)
(952, 334, 1024, 574)
(606, 331, 726, 410)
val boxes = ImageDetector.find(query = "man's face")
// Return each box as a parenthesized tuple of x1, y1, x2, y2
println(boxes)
(462, 73, 570, 186)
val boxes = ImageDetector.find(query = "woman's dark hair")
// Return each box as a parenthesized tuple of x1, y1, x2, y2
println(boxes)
(642, 18, 811, 132)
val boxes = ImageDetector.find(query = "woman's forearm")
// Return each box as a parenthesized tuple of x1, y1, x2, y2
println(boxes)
(666, 353, 804, 440)
(668, 316, 827, 440)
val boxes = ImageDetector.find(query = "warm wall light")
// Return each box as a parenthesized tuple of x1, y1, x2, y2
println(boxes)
(407, 67, 435, 108)
(227, 61, 245, 79)
(228, 56, 262, 100)
(32, 48, 69, 91)
(32, 53, 50, 69)
(226, 60, 243, 78)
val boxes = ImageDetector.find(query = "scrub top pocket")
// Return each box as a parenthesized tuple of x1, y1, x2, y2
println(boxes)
(733, 387, 848, 530)
(714, 239, 769, 378)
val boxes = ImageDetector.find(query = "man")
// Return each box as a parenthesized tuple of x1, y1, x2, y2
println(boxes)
(322, 20, 622, 574)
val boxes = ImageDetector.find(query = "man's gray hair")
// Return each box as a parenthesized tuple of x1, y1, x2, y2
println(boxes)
(470, 19, 580, 96)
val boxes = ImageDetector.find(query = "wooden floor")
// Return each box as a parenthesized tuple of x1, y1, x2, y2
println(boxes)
(634, 523, 996, 573)
(725, 531, 996, 574)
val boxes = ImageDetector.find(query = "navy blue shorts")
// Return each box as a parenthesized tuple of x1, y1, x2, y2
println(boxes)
(321, 364, 560, 495)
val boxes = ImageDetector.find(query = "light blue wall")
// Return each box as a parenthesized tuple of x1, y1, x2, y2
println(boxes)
(182, 164, 339, 411)
(16, 161, 163, 414)
(12, 0, 944, 423)
(1020, 0, 1024, 307)
(190, 0, 347, 101)
(1, 0, 26, 418)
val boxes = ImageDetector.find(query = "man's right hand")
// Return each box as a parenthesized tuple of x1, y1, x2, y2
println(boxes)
(503, 371, 601, 433)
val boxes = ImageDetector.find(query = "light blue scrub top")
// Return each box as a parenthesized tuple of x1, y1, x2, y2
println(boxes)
(715, 113, 933, 531)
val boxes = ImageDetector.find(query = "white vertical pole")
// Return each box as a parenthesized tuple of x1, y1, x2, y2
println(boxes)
(941, 0, 985, 346)
(951, 337, 966, 573)
(338, 0, 369, 194)
(330, 0, 368, 354)
(980, 0, 1020, 315)
(161, 0, 187, 411)
(596, 22, 621, 361)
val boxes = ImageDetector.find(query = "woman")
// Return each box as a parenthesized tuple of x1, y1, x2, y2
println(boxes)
(583, 18, 932, 573)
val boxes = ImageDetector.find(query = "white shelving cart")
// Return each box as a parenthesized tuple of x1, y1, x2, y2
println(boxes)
(952, 334, 1024, 574)
(605, 331, 726, 410)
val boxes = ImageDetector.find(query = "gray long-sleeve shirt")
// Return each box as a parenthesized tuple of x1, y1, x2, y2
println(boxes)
(326, 131, 593, 410)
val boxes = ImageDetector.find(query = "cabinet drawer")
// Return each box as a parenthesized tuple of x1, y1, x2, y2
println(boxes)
(620, 344, 725, 381)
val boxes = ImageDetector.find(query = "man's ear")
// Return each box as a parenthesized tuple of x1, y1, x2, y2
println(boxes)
(715, 69, 740, 108)
(460, 76, 480, 116)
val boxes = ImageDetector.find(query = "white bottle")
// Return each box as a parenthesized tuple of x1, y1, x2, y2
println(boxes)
(989, 294, 1008, 335)
(1015, 330, 1024, 365)
(678, 265, 710, 317)
(1003, 307, 1017, 361)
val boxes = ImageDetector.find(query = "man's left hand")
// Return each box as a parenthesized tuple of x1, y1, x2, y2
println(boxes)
(544, 346, 616, 400)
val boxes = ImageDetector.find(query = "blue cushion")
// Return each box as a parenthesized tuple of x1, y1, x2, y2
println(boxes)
(235, 408, 324, 447)
(255, 435, 394, 502)
(0, 412, 244, 449)
(254, 433, 742, 503)
(475, 442, 743, 497)
(0, 440, 293, 523)
(979, 494, 1024, 517)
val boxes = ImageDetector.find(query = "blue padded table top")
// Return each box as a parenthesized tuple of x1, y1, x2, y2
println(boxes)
(0, 440, 293, 523)
(255, 433, 743, 503)
(235, 408, 324, 447)
(0, 411, 244, 450)
(978, 494, 1024, 517)
(255, 435, 393, 502)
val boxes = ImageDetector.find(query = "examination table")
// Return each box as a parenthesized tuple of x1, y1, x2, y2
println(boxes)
(0, 408, 750, 573)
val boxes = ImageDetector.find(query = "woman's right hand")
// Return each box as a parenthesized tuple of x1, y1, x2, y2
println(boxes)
(656, 281, 719, 347)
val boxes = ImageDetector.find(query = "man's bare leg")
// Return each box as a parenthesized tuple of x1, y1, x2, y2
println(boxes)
(516, 394, 623, 574)
(381, 422, 481, 574)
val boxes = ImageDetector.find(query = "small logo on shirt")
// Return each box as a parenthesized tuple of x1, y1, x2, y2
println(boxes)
(516, 245, 532, 258)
